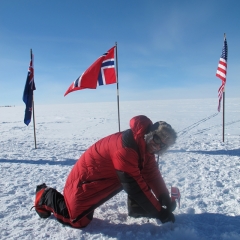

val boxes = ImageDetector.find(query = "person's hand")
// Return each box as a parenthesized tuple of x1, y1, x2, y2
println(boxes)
(159, 193, 171, 208)
(158, 208, 175, 223)
(159, 193, 176, 212)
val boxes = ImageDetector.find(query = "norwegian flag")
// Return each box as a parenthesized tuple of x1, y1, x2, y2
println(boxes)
(64, 46, 117, 96)
(216, 36, 228, 112)
(171, 186, 181, 208)
(23, 52, 36, 126)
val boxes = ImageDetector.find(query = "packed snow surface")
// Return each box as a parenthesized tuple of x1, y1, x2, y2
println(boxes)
(0, 98, 240, 240)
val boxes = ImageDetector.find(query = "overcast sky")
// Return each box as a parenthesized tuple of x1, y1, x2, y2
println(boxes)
(0, 0, 240, 106)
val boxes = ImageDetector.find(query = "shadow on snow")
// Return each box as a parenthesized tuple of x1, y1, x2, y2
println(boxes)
(0, 158, 77, 166)
(170, 149, 240, 157)
(72, 213, 240, 240)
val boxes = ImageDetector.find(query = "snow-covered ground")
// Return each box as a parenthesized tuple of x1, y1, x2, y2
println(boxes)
(0, 98, 240, 240)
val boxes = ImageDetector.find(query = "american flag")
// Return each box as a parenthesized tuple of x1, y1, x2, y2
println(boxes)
(171, 186, 181, 208)
(216, 35, 228, 112)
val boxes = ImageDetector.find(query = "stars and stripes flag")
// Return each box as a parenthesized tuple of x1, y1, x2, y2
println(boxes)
(216, 36, 228, 112)
(64, 46, 117, 96)
(22, 51, 36, 126)
(171, 186, 181, 208)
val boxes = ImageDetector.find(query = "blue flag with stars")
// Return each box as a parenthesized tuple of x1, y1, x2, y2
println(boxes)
(23, 52, 36, 126)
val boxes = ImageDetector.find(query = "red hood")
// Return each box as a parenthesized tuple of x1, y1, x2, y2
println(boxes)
(129, 115, 153, 160)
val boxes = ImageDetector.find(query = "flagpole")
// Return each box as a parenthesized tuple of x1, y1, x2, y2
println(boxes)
(31, 49, 37, 149)
(115, 42, 121, 132)
(32, 93, 37, 149)
(222, 88, 225, 142)
(222, 33, 226, 142)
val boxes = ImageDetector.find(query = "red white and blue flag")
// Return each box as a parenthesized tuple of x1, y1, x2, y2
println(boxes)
(171, 186, 181, 208)
(216, 36, 228, 112)
(64, 46, 117, 96)
(23, 52, 36, 126)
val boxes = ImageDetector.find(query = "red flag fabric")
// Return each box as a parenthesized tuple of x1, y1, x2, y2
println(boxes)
(64, 46, 116, 96)
(216, 36, 228, 112)
(171, 186, 181, 208)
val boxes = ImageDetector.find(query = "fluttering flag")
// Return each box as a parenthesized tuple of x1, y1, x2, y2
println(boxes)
(64, 46, 117, 96)
(216, 36, 228, 112)
(23, 52, 36, 126)
(171, 186, 181, 208)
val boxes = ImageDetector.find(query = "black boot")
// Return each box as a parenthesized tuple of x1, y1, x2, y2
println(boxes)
(34, 183, 51, 218)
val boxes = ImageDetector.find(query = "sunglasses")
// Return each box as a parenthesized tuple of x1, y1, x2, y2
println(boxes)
(153, 134, 167, 148)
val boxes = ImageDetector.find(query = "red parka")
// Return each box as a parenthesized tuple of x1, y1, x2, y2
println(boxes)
(64, 115, 169, 223)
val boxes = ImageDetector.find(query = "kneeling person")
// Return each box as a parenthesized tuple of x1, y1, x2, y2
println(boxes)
(33, 115, 177, 228)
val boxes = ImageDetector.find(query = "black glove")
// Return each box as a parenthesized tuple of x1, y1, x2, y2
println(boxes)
(159, 193, 176, 212)
(158, 208, 175, 224)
